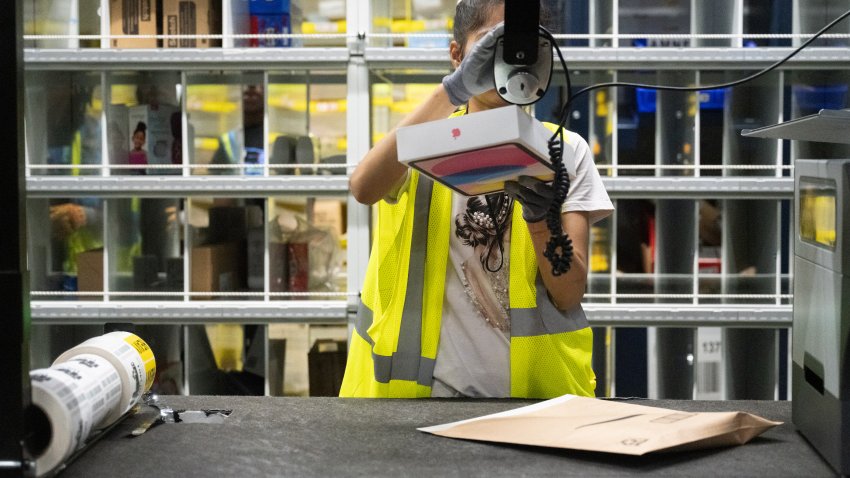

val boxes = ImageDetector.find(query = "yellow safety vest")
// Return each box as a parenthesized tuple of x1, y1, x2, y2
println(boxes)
(340, 117, 596, 399)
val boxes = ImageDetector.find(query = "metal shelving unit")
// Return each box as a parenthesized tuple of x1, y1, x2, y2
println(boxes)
(25, 46, 850, 72)
(24, 47, 351, 70)
(22, 0, 850, 399)
(363, 46, 850, 70)
(26, 176, 351, 197)
(30, 300, 350, 324)
(24, 175, 792, 198)
(29, 300, 790, 326)
(600, 177, 793, 199)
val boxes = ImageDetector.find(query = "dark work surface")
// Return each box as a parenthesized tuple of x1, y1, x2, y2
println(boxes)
(61, 397, 835, 477)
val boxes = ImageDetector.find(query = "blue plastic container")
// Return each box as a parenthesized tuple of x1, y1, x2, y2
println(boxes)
(792, 85, 848, 111)
(249, 0, 290, 15)
(636, 88, 727, 113)
(250, 0, 291, 47)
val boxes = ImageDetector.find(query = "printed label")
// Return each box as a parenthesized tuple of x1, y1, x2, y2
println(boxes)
(57, 354, 123, 430)
(125, 334, 156, 391)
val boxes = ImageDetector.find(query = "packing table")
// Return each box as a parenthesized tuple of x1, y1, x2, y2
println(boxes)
(60, 397, 833, 477)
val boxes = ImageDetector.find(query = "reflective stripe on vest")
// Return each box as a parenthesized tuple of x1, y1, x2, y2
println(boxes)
(352, 176, 437, 387)
(353, 301, 436, 386)
(221, 131, 237, 163)
(510, 278, 589, 337)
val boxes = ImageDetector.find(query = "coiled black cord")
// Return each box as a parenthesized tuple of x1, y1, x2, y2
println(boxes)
(543, 129, 573, 276)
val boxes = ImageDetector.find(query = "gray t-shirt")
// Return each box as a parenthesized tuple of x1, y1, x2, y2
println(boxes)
(431, 193, 513, 397)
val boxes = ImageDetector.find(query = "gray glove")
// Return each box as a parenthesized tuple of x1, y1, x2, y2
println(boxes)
(504, 176, 556, 223)
(442, 22, 504, 106)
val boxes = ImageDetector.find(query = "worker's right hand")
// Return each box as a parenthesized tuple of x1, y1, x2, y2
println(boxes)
(442, 22, 504, 106)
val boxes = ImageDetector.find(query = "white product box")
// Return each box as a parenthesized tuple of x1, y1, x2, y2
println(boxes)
(396, 105, 575, 196)
(128, 104, 180, 175)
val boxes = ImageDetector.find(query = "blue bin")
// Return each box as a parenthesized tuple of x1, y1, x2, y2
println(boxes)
(636, 88, 656, 113)
(250, 0, 290, 14)
(636, 88, 727, 113)
(793, 85, 848, 111)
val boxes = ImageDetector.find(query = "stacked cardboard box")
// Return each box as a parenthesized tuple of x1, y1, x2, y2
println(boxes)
(110, 0, 157, 48)
(76, 248, 104, 297)
(110, 0, 220, 49)
(191, 242, 244, 299)
(163, 0, 221, 48)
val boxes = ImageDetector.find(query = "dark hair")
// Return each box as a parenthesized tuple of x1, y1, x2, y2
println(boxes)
(453, 0, 504, 53)
(134, 121, 147, 136)
(453, 0, 554, 54)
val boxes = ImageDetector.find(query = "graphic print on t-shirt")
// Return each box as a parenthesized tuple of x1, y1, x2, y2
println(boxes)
(453, 193, 513, 332)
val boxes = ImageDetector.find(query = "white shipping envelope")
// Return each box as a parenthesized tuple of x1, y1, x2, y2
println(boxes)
(419, 395, 782, 456)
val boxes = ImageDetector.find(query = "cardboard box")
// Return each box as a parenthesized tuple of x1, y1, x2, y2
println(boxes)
(308, 339, 347, 397)
(128, 104, 180, 175)
(396, 105, 576, 196)
(110, 0, 158, 49)
(312, 199, 345, 237)
(163, 0, 221, 48)
(191, 242, 245, 299)
(77, 249, 104, 296)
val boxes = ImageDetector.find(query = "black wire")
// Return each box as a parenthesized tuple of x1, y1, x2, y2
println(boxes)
(528, 7, 850, 276)
(542, 127, 573, 276)
(542, 27, 572, 110)
(546, 7, 850, 135)
(524, 27, 576, 276)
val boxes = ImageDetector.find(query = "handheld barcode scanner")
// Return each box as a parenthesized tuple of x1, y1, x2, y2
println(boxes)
(496, 0, 574, 275)
(495, 0, 553, 105)
(398, 0, 575, 275)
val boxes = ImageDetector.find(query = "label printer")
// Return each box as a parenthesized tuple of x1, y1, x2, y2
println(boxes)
(744, 109, 850, 475)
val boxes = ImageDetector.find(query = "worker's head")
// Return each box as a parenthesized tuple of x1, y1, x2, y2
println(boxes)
(450, 0, 505, 108)
(132, 122, 147, 150)
(451, 0, 504, 60)
(450, 1, 554, 109)
(242, 84, 264, 127)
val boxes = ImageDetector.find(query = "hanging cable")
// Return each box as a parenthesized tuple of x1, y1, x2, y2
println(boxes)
(532, 7, 850, 276)
(545, 7, 850, 133)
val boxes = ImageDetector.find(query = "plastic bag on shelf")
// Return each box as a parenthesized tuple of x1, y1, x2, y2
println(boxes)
(272, 214, 343, 298)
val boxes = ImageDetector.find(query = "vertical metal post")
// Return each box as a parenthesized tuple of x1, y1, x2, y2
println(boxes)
(652, 70, 697, 399)
(345, 0, 372, 335)
(0, 0, 32, 473)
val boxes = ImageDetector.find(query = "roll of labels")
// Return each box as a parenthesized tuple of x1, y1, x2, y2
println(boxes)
(28, 332, 157, 476)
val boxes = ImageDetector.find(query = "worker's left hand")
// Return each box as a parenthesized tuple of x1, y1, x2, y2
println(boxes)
(504, 176, 556, 223)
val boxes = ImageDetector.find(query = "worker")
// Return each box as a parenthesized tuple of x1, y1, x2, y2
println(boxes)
(210, 84, 265, 175)
(342, 0, 613, 398)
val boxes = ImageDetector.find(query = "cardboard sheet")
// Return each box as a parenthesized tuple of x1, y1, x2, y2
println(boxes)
(419, 395, 782, 456)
